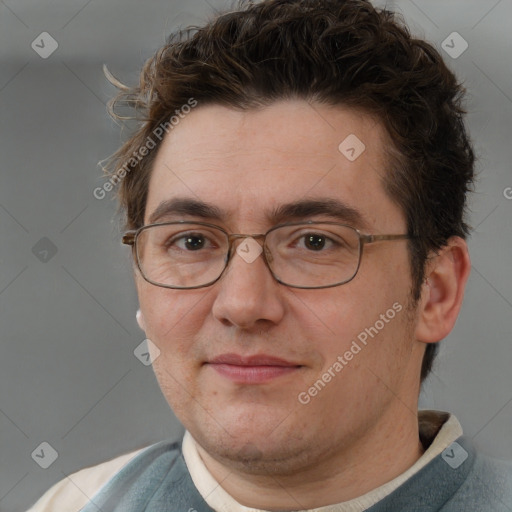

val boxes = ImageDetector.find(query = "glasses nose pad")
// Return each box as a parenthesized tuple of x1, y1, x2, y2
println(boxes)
(225, 243, 235, 263)
(263, 244, 274, 265)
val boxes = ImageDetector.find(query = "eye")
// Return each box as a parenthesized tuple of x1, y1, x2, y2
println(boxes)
(178, 234, 206, 250)
(167, 231, 216, 251)
(293, 231, 338, 251)
(302, 233, 330, 251)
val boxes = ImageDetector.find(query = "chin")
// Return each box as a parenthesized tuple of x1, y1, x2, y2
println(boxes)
(196, 429, 315, 476)
(186, 406, 322, 475)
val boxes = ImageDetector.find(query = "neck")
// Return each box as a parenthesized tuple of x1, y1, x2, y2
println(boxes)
(195, 402, 424, 510)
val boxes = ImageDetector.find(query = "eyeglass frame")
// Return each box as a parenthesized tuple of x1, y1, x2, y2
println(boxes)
(122, 220, 414, 290)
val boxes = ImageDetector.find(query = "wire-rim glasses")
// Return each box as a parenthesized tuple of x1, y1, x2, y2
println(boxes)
(122, 220, 412, 290)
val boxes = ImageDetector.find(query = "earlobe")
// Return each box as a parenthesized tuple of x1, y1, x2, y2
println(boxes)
(136, 308, 146, 331)
(414, 237, 471, 344)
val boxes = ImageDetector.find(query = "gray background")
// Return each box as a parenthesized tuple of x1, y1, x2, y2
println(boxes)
(0, 0, 511, 510)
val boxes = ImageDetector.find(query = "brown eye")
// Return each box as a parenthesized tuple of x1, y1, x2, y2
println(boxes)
(304, 234, 326, 251)
(181, 234, 206, 251)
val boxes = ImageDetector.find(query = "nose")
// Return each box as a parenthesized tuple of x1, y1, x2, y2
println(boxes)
(211, 237, 286, 330)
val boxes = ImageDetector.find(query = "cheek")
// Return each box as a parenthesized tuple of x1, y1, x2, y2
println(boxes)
(313, 266, 414, 368)
(141, 289, 209, 405)
(137, 282, 212, 352)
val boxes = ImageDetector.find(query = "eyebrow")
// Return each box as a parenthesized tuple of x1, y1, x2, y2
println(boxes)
(147, 197, 370, 230)
(270, 198, 370, 230)
(148, 198, 225, 224)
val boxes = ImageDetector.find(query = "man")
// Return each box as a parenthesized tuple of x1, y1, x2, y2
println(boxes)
(29, 0, 512, 510)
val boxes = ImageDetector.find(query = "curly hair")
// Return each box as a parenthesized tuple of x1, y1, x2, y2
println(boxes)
(104, 0, 475, 383)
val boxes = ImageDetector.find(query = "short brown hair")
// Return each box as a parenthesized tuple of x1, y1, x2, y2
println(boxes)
(104, 0, 475, 383)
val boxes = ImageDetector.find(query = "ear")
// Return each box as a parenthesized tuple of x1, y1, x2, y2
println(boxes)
(414, 237, 471, 344)
(136, 308, 146, 332)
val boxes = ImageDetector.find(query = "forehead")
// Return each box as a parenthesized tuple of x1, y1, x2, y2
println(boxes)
(145, 100, 404, 232)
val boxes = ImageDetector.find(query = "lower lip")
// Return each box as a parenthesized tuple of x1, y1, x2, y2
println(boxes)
(208, 364, 300, 383)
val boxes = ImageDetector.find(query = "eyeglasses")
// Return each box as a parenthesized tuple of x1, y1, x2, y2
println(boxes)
(122, 221, 412, 290)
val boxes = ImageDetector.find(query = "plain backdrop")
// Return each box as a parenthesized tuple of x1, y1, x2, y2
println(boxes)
(0, 0, 511, 510)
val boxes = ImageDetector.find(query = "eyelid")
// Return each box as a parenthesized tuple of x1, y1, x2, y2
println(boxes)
(167, 228, 225, 247)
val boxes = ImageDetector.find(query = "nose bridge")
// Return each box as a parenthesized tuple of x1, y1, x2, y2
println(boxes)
(226, 233, 267, 261)
(227, 232, 266, 245)
(223, 232, 275, 279)
(213, 232, 285, 327)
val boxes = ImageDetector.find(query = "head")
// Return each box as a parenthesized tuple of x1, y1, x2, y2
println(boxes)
(105, 0, 473, 477)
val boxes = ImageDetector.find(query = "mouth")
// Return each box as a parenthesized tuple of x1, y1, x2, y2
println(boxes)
(205, 353, 303, 384)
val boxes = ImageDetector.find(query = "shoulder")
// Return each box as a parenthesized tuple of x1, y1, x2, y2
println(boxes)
(443, 448, 512, 510)
(27, 441, 182, 512)
(378, 435, 512, 511)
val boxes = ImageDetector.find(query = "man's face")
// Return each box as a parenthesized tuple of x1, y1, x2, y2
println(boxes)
(136, 100, 424, 474)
